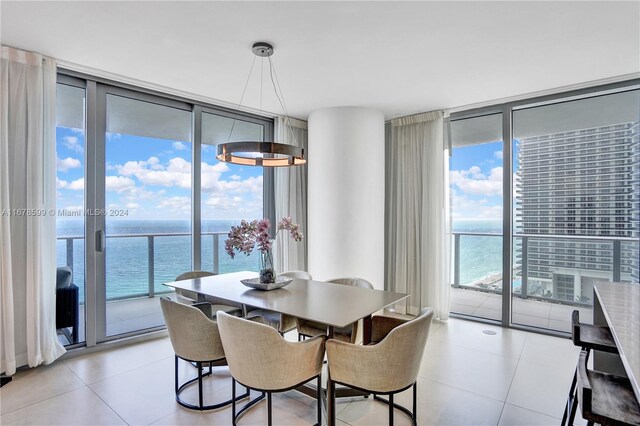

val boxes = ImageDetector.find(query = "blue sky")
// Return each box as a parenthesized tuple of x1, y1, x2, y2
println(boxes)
(450, 141, 507, 220)
(56, 126, 264, 220)
(57, 125, 518, 222)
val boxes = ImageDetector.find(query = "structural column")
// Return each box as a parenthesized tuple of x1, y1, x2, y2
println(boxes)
(307, 107, 385, 289)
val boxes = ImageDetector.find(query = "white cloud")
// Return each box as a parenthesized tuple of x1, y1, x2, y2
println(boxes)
(172, 141, 187, 151)
(105, 176, 135, 192)
(126, 202, 140, 209)
(61, 178, 85, 191)
(116, 156, 239, 194)
(57, 156, 81, 172)
(158, 196, 190, 212)
(451, 193, 503, 219)
(494, 150, 503, 160)
(230, 174, 241, 181)
(450, 166, 503, 196)
(62, 136, 83, 153)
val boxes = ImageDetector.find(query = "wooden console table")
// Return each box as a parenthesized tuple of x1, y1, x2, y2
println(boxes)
(593, 281, 640, 404)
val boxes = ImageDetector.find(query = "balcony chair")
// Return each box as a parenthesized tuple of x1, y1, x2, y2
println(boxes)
(56, 266, 79, 344)
(562, 310, 619, 426)
(326, 308, 434, 426)
(174, 271, 243, 317)
(244, 271, 313, 335)
(160, 297, 249, 410)
(296, 277, 373, 342)
(217, 311, 325, 426)
(574, 349, 640, 426)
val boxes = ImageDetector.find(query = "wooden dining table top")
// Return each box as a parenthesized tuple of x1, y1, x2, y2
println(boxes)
(163, 271, 408, 329)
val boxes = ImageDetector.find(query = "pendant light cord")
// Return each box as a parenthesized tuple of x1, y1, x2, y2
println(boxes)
(226, 44, 299, 149)
(227, 55, 257, 143)
(268, 56, 299, 147)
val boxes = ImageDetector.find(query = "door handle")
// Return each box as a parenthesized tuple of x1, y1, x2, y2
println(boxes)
(96, 230, 105, 252)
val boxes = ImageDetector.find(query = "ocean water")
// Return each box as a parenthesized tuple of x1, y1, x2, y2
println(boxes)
(56, 220, 261, 302)
(451, 219, 503, 286)
(57, 218, 504, 303)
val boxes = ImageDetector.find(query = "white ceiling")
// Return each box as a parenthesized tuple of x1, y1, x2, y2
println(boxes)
(2, 1, 639, 120)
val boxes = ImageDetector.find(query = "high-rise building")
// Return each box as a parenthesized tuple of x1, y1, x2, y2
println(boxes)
(516, 121, 640, 303)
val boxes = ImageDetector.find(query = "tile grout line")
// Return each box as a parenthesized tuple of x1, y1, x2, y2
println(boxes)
(415, 374, 508, 405)
(505, 400, 563, 421)
(0, 384, 86, 417)
(498, 332, 565, 423)
(497, 333, 526, 425)
(85, 385, 131, 425)
(80, 353, 174, 387)
(0, 363, 86, 416)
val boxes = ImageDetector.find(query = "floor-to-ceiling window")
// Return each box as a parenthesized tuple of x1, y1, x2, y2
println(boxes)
(449, 81, 639, 333)
(55, 72, 273, 346)
(449, 113, 504, 321)
(55, 79, 87, 345)
(511, 89, 640, 331)
(199, 111, 268, 274)
(102, 90, 193, 337)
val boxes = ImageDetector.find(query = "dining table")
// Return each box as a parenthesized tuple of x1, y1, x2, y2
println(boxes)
(163, 270, 409, 425)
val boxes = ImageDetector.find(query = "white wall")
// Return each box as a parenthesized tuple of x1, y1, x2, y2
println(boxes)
(307, 107, 385, 289)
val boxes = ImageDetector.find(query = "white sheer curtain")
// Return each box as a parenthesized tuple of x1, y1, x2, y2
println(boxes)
(385, 111, 451, 320)
(1, 46, 65, 375)
(274, 116, 308, 273)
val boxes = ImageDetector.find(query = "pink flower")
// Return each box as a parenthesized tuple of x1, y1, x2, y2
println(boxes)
(225, 217, 303, 259)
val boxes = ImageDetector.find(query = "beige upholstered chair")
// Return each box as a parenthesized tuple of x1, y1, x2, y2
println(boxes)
(160, 298, 249, 410)
(326, 308, 434, 425)
(174, 271, 243, 317)
(296, 277, 374, 342)
(244, 271, 312, 335)
(217, 311, 325, 426)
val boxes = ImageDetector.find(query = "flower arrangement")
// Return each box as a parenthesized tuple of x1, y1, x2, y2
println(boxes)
(225, 217, 303, 283)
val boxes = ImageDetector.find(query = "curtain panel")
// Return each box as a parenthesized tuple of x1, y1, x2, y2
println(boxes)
(385, 111, 451, 320)
(1, 46, 65, 375)
(274, 117, 308, 273)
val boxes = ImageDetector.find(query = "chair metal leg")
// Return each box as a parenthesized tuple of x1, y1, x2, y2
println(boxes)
(174, 356, 179, 394)
(232, 378, 236, 426)
(562, 369, 578, 426)
(267, 392, 272, 426)
(389, 393, 394, 426)
(328, 377, 335, 426)
(197, 362, 203, 410)
(413, 383, 417, 425)
(316, 375, 322, 426)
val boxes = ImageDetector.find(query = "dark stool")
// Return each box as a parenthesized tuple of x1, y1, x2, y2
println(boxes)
(56, 266, 79, 344)
(562, 310, 619, 425)
(576, 350, 640, 426)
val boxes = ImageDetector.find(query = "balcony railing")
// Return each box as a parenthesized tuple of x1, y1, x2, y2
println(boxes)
(451, 231, 638, 307)
(57, 231, 227, 301)
(57, 231, 637, 306)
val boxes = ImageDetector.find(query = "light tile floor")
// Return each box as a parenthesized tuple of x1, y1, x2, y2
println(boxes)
(2, 318, 587, 425)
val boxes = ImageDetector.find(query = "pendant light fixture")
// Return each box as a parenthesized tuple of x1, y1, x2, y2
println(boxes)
(216, 42, 306, 167)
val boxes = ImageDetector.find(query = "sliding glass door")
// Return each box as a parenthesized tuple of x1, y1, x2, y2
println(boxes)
(55, 79, 87, 345)
(199, 110, 268, 274)
(98, 89, 193, 338)
(449, 113, 504, 321)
